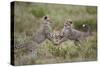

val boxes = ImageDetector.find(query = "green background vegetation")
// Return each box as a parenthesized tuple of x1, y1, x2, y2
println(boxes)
(13, 2, 97, 65)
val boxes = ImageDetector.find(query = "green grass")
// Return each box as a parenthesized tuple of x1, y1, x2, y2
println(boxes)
(31, 6, 46, 18)
(36, 34, 97, 63)
(13, 2, 97, 65)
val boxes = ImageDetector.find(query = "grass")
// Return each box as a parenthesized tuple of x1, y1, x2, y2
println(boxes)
(31, 6, 46, 18)
(36, 34, 97, 63)
(13, 1, 97, 65)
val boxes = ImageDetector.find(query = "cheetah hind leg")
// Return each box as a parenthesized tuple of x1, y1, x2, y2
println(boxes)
(74, 40, 81, 49)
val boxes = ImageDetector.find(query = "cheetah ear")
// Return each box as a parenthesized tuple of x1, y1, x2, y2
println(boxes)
(43, 16, 48, 20)
(66, 19, 73, 24)
(69, 21, 72, 24)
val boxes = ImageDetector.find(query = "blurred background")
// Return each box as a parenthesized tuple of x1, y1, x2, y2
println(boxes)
(13, 1, 97, 65)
